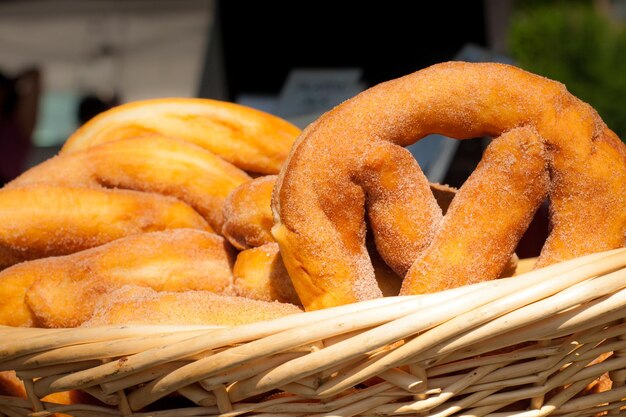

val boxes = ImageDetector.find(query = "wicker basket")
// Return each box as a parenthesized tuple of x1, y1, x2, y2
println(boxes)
(1, 248, 625, 417)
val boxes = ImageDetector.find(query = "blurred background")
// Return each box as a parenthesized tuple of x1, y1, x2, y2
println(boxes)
(1, 0, 625, 191)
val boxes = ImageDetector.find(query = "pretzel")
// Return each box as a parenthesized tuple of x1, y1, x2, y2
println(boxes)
(0, 185, 211, 270)
(222, 175, 277, 250)
(224, 174, 516, 303)
(272, 62, 626, 310)
(222, 175, 462, 252)
(9, 134, 251, 231)
(83, 285, 303, 327)
(0, 229, 234, 327)
(233, 242, 301, 305)
(0, 99, 300, 269)
(61, 98, 301, 175)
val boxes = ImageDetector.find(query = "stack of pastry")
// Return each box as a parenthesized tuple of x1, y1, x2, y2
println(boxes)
(0, 63, 624, 410)
(1, 62, 624, 330)
(0, 98, 307, 332)
(0, 98, 305, 406)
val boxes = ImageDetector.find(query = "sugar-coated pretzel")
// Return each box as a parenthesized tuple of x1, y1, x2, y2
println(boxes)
(61, 98, 301, 175)
(0, 98, 300, 270)
(272, 62, 626, 310)
(222, 175, 278, 250)
(9, 134, 251, 232)
(0, 185, 211, 270)
(83, 285, 303, 327)
(0, 229, 234, 328)
(222, 175, 462, 253)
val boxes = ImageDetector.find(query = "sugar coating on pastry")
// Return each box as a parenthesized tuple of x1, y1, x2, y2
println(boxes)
(273, 61, 626, 310)
(233, 242, 301, 305)
(83, 285, 303, 327)
(15, 229, 234, 328)
(222, 175, 277, 250)
(9, 134, 251, 231)
(0, 185, 211, 269)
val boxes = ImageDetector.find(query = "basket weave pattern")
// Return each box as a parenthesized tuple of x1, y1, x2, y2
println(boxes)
(1, 249, 625, 417)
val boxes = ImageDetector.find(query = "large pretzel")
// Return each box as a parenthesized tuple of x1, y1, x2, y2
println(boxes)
(272, 62, 626, 311)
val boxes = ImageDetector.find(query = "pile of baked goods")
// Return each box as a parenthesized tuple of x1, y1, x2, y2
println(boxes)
(0, 98, 306, 330)
(0, 62, 624, 414)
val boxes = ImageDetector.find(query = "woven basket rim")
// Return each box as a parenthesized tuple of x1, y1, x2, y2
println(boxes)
(1, 248, 626, 417)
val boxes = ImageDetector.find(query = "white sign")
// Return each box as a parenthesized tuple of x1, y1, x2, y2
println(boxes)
(274, 68, 364, 118)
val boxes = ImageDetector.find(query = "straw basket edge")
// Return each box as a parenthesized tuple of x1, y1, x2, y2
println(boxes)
(1, 248, 626, 417)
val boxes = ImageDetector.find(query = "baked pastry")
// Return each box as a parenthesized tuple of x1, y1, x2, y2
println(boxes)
(9, 134, 251, 231)
(272, 62, 626, 310)
(233, 242, 301, 305)
(83, 285, 303, 327)
(61, 98, 301, 175)
(0, 185, 211, 270)
(0, 229, 234, 327)
(222, 175, 277, 250)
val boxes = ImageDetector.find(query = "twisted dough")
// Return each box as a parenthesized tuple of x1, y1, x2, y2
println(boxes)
(0, 185, 210, 270)
(224, 174, 516, 303)
(400, 128, 548, 294)
(222, 175, 277, 250)
(223, 175, 410, 302)
(222, 175, 461, 252)
(0, 99, 300, 269)
(9, 134, 251, 231)
(61, 98, 301, 175)
(83, 285, 303, 327)
(272, 62, 626, 310)
(0, 229, 234, 327)
(233, 242, 301, 305)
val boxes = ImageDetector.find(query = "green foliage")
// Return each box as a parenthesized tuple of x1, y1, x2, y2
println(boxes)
(508, 2, 626, 141)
